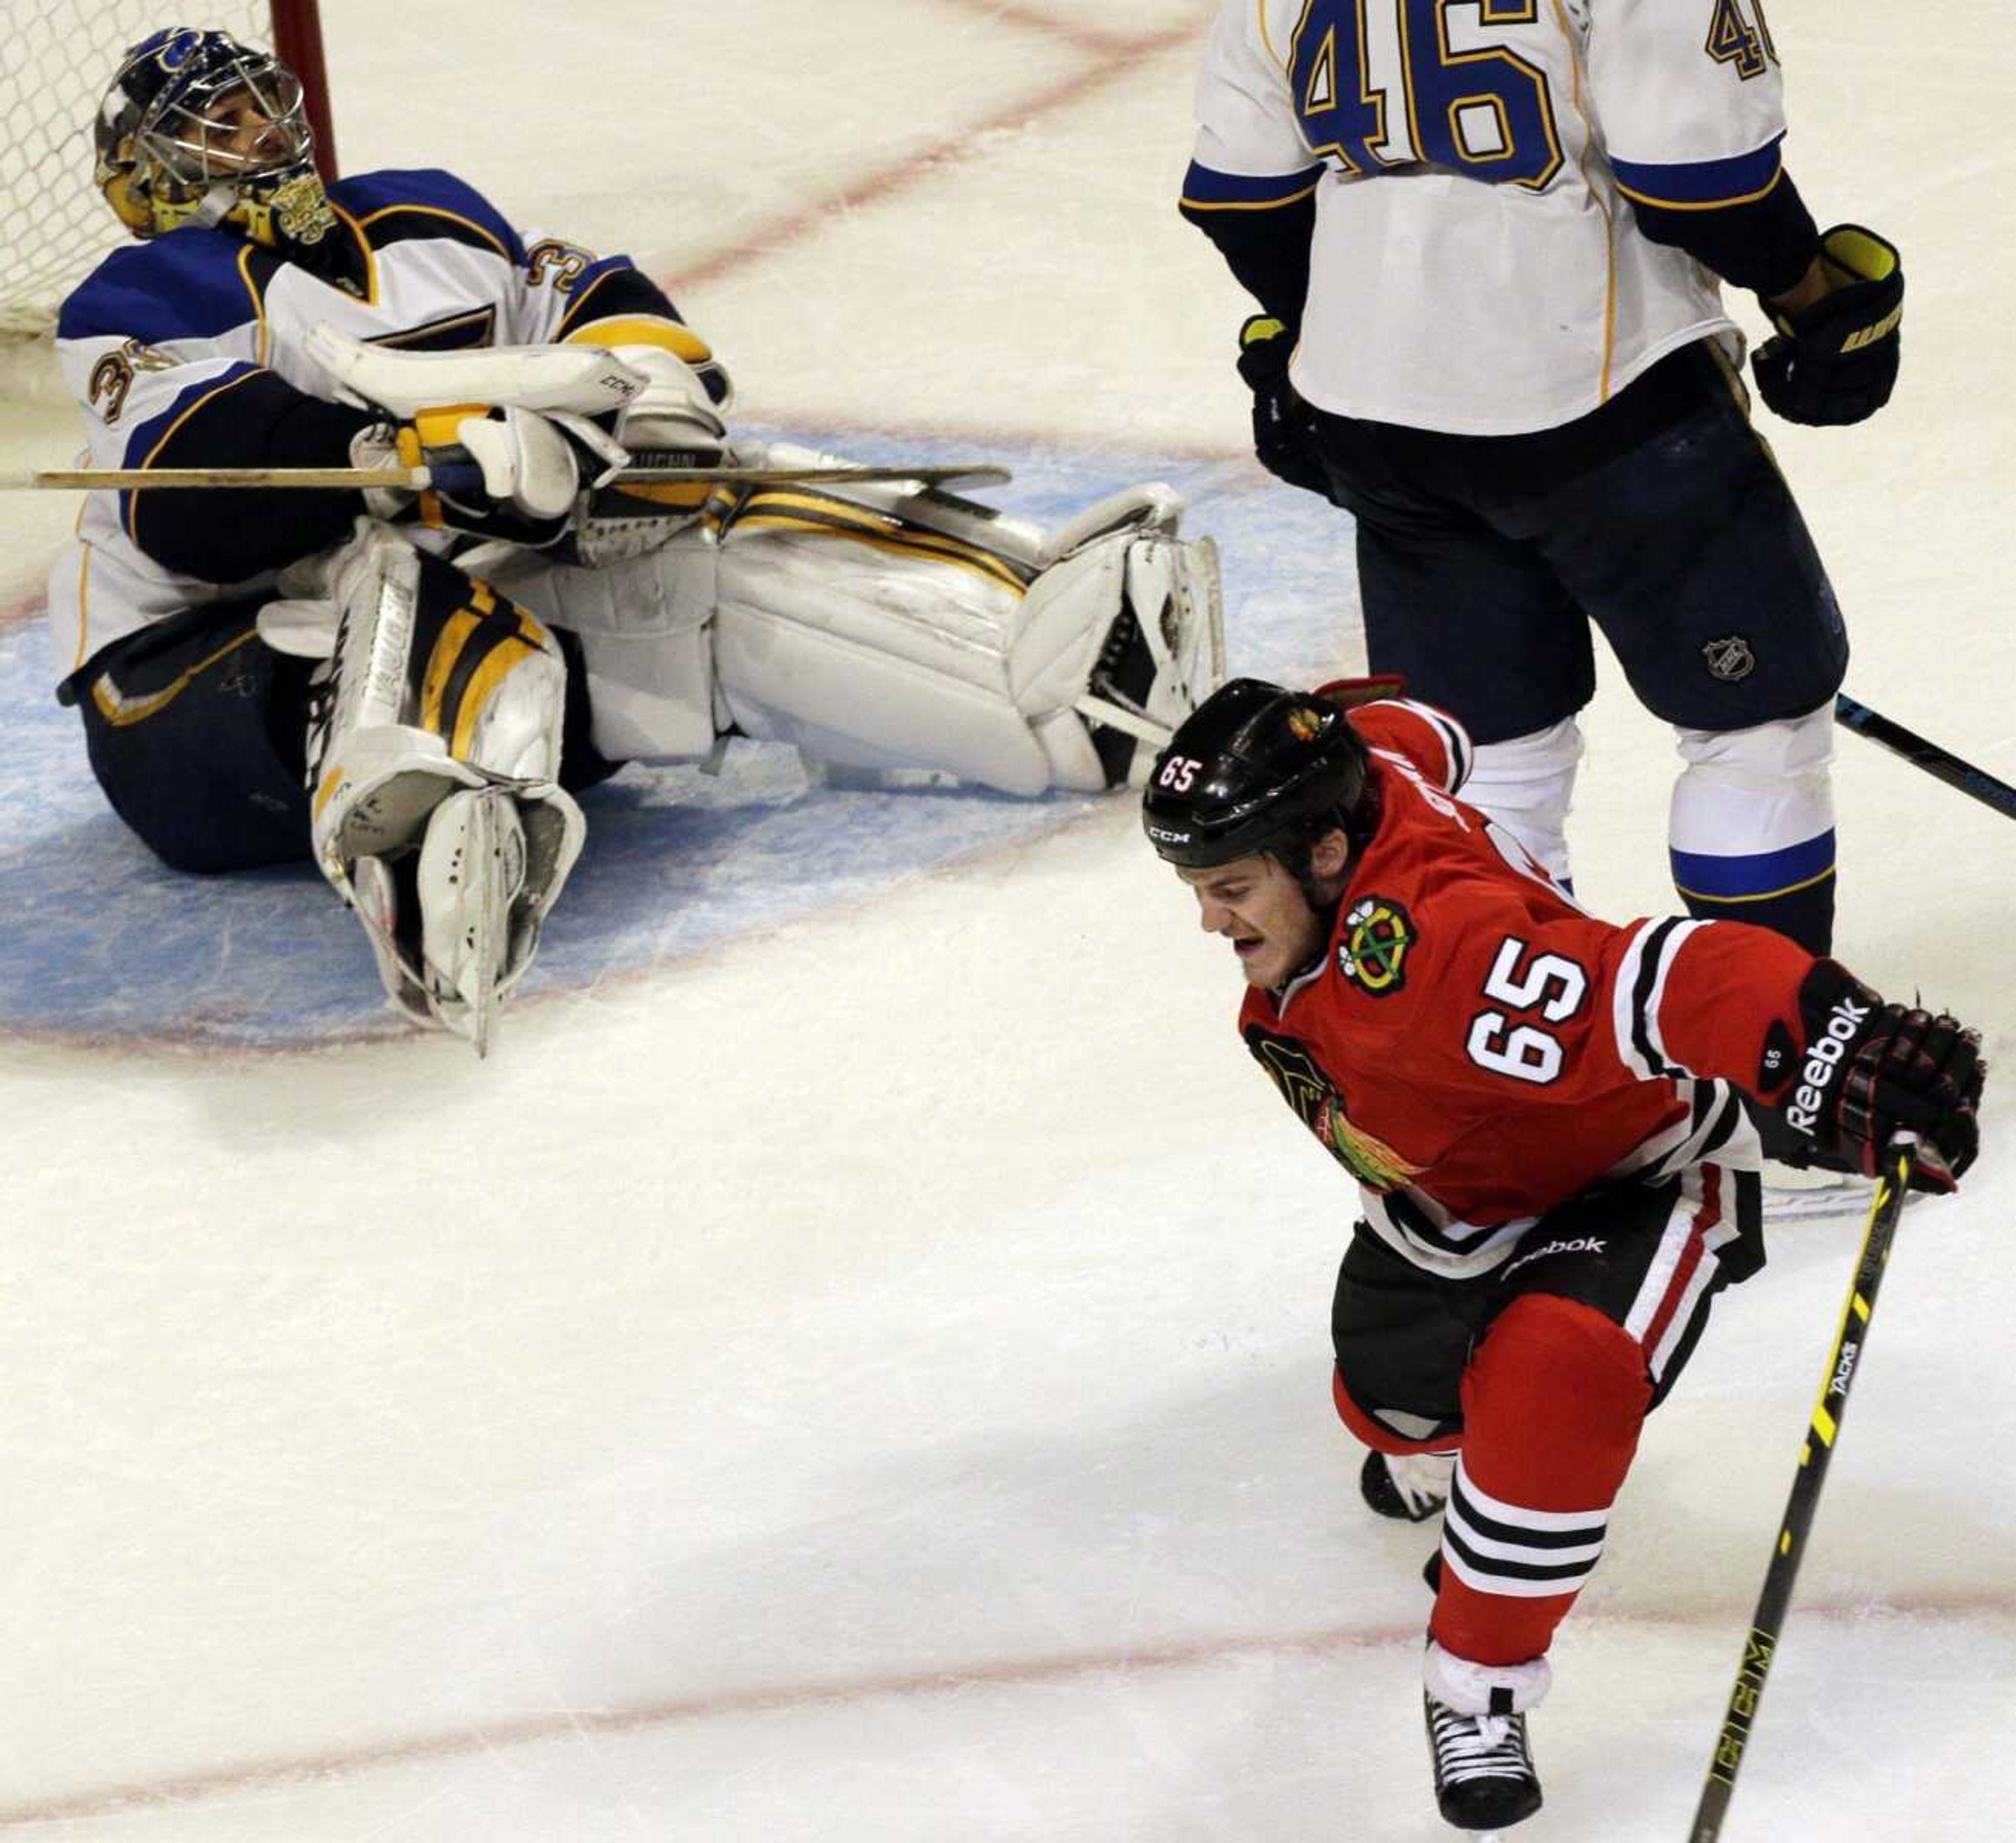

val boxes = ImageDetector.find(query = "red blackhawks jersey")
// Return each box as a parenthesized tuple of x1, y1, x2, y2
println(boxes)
(1240, 700, 1816, 1278)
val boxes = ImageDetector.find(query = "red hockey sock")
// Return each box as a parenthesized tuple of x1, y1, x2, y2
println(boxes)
(1430, 1293, 1652, 1667)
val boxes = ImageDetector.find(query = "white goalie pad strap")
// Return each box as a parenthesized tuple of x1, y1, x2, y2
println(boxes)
(1423, 1641, 1552, 1719)
(303, 321, 647, 419)
(482, 536, 721, 762)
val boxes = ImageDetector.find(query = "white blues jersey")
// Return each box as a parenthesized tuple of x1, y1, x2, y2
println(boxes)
(1184, 0, 1793, 435)
(47, 167, 721, 675)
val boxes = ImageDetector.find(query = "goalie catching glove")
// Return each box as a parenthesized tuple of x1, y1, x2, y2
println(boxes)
(1762, 959, 1984, 1192)
(1752, 225, 1904, 427)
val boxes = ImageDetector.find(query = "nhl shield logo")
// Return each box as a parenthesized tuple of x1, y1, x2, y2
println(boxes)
(1703, 635, 1756, 682)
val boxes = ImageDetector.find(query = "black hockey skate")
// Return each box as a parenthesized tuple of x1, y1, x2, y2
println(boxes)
(1424, 1690, 1542, 1832)
(1360, 1448, 1452, 1523)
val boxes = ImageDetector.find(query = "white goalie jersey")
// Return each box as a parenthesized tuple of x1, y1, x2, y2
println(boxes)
(1184, 0, 1794, 434)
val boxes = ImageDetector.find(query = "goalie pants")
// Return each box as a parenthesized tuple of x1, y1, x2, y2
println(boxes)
(1329, 1166, 1763, 1670)
(58, 562, 614, 875)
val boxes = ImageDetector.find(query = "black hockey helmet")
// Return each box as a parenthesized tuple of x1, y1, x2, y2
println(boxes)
(1142, 677, 1372, 868)
(95, 27, 332, 246)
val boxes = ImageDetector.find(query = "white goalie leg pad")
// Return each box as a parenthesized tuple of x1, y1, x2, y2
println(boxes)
(1670, 703, 1836, 886)
(477, 532, 722, 761)
(303, 521, 585, 1052)
(711, 484, 1223, 794)
(1023, 496, 1225, 789)
(1424, 1640, 1552, 1719)
(1462, 718, 1585, 886)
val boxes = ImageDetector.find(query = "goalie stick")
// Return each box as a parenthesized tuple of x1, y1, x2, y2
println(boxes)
(1688, 1141, 1917, 1842)
(2, 462, 1012, 493)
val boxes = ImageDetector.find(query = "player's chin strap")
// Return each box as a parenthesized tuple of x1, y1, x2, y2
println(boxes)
(266, 520, 584, 1055)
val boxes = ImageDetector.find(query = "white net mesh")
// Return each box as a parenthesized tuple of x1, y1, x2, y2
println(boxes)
(0, 4, 276, 339)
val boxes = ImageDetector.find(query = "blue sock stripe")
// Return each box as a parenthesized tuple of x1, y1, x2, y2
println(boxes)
(1670, 830, 1836, 902)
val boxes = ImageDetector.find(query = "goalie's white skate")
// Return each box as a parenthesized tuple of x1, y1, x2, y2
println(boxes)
(415, 786, 527, 1057)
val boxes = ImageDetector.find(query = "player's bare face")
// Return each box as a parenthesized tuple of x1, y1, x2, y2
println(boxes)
(1177, 852, 1329, 989)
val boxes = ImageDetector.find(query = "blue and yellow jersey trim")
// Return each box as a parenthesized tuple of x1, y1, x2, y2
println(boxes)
(1610, 135, 1784, 211)
(1179, 160, 1326, 212)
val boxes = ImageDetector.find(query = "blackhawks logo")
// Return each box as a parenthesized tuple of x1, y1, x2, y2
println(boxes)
(1245, 1030, 1425, 1192)
(1336, 896, 1415, 997)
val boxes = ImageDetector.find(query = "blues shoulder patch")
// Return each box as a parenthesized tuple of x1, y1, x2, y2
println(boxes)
(1336, 895, 1415, 998)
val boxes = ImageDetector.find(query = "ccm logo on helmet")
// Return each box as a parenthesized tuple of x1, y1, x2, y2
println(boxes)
(1146, 823, 1194, 845)
(1783, 994, 1871, 1136)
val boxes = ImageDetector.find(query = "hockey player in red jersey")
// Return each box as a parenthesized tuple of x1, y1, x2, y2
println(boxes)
(1142, 677, 1983, 1831)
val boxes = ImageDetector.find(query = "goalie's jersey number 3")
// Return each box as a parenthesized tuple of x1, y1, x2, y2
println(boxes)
(1292, 0, 1564, 191)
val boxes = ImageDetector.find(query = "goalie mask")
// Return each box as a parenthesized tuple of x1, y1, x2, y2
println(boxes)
(94, 27, 333, 247)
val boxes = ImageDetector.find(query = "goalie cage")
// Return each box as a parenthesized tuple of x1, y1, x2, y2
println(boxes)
(0, 0, 335, 343)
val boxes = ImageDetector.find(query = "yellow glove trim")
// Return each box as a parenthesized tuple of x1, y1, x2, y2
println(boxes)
(1820, 226, 1899, 284)
(561, 314, 713, 366)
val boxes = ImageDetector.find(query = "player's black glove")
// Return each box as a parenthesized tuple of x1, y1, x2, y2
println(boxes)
(1235, 315, 1334, 501)
(1751, 225, 1903, 427)
(1764, 959, 1984, 1192)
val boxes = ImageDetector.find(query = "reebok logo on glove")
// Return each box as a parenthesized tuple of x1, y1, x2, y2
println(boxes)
(1784, 992, 1871, 1137)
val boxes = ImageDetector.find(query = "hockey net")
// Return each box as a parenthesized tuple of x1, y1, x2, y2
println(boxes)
(0, 0, 333, 341)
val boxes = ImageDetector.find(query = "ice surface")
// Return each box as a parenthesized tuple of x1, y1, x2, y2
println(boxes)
(0, 3, 2010, 1839)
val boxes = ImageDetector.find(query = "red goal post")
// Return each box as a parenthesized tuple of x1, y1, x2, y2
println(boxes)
(0, 2, 335, 340)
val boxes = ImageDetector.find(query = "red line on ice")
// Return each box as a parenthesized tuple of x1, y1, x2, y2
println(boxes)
(0, 1593, 2006, 1827)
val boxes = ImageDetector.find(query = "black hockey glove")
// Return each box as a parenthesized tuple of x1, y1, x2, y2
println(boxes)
(1763, 959, 1984, 1192)
(1235, 315, 1335, 501)
(1751, 225, 1903, 427)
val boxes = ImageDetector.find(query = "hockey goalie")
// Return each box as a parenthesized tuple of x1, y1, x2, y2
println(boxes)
(48, 28, 1222, 1051)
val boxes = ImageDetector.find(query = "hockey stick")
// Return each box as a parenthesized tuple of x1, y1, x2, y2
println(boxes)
(2, 461, 1012, 493)
(1835, 693, 2016, 823)
(1688, 1140, 1917, 1842)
